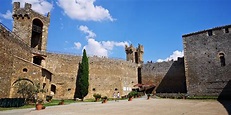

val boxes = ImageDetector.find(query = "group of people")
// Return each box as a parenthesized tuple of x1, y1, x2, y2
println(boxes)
(113, 92, 120, 102)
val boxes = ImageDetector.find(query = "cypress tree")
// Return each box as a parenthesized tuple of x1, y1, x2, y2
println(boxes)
(75, 49, 89, 101)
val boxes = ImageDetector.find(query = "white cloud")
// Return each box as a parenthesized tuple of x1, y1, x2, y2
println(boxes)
(83, 38, 108, 57)
(57, 0, 114, 21)
(0, 10, 12, 20)
(157, 50, 184, 62)
(79, 25, 96, 39)
(74, 42, 82, 49)
(12, 0, 53, 15)
(102, 41, 129, 50)
(78, 25, 128, 57)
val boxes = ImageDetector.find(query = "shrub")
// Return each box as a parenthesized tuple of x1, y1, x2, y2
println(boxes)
(0, 98, 25, 107)
(93, 93, 101, 99)
(101, 96, 108, 100)
(128, 91, 138, 98)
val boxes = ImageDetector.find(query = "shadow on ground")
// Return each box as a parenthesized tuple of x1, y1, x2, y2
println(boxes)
(217, 80, 231, 115)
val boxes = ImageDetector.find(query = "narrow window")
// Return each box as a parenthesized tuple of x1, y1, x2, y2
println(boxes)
(219, 53, 226, 67)
(208, 30, 213, 36)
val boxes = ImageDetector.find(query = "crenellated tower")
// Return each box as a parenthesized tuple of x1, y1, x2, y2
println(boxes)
(125, 44, 144, 64)
(12, 2, 50, 51)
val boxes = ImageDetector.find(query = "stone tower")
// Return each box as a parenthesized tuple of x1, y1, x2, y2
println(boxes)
(12, 2, 50, 51)
(125, 44, 144, 64)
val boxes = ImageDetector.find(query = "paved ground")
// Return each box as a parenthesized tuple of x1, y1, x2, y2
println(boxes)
(0, 97, 230, 115)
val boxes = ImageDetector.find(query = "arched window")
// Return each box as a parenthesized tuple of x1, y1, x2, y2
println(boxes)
(31, 19, 43, 50)
(219, 53, 226, 67)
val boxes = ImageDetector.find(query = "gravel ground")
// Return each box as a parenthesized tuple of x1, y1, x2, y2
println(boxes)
(0, 97, 229, 115)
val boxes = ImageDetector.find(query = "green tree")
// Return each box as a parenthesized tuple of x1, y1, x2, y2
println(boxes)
(74, 49, 89, 101)
(13, 78, 45, 104)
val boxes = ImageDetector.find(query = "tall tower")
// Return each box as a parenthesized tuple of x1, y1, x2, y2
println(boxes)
(136, 44, 144, 64)
(125, 44, 144, 64)
(125, 44, 136, 63)
(12, 2, 50, 51)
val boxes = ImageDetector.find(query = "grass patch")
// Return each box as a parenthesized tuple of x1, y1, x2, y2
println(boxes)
(0, 99, 78, 111)
(0, 98, 129, 111)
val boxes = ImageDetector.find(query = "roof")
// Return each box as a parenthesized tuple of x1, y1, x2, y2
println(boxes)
(182, 24, 231, 37)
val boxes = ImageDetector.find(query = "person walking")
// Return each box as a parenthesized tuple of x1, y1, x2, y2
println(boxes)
(117, 92, 120, 102)
(113, 92, 117, 102)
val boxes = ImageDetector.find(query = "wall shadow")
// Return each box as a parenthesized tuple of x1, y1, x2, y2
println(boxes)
(217, 80, 231, 115)
(156, 58, 187, 93)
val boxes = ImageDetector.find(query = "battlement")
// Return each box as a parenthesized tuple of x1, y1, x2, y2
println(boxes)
(183, 24, 231, 37)
(12, 2, 50, 20)
(125, 44, 144, 64)
(137, 44, 144, 53)
(125, 44, 136, 53)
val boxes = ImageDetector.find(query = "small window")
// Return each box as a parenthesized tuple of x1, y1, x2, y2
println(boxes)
(23, 68, 28, 72)
(208, 30, 213, 36)
(115, 88, 118, 91)
(224, 28, 229, 33)
(68, 88, 71, 91)
(92, 88, 96, 91)
(33, 56, 43, 65)
(219, 53, 226, 67)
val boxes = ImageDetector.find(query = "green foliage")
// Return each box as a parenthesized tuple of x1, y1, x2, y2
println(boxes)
(74, 49, 89, 100)
(14, 78, 45, 103)
(0, 98, 25, 107)
(0, 99, 77, 111)
(128, 91, 138, 98)
(93, 93, 101, 99)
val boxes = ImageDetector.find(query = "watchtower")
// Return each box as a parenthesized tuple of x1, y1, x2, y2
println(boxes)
(12, 2, 50, 51)
(125, 44, 144, 64)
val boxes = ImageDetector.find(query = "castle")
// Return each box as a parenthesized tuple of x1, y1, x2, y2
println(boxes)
(142, 24, 231, 98)
(0, 2, 230, 100)
(0, 2, 142, 99)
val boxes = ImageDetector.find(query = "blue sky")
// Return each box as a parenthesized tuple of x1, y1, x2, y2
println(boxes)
(1, 0, 231, 63)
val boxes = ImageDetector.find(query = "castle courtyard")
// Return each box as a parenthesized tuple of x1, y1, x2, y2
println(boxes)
(0, 97, 230, 115)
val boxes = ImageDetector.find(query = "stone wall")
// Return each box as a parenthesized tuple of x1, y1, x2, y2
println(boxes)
(183, 25, 231, 97)
(0, 24, 14, 98)
(89, 56, 137, 98)
(1, 21, 138, 100)
(141, 58, 186, 93)
(0, 23, 48, 98)
(45, 53, 138, 99)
